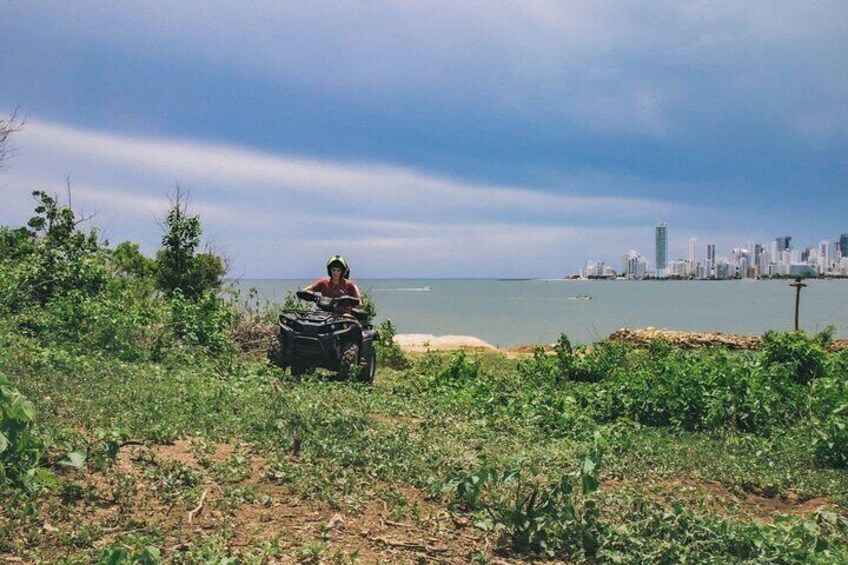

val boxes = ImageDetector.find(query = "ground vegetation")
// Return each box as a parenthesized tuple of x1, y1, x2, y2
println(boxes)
(1, 195, 847, 563)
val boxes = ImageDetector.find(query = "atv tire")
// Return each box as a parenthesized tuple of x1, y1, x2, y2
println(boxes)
(291, 361, 307, 377)
(267, 338, 284, 368)
(338, 343, 359, 379)
(360, 349, 376, 384)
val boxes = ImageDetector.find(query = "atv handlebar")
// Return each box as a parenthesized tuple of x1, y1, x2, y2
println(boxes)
(296, 289, 360, 310)
(296, 289, 316, 302)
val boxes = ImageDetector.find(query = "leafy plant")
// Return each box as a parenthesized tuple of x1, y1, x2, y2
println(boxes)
(374, 319, 410, 369)
(0, 371, 47, 488)
(154, 188, 225, 300)
(446, 452, 603, 558)
(761, 330, 829, 385)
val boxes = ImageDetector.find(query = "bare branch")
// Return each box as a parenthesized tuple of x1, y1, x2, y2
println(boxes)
(0, 108, 25, 168)
(65, 174, 73, 210)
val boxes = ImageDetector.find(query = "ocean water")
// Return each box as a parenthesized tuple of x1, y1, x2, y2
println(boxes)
(232, 279, 848, 346)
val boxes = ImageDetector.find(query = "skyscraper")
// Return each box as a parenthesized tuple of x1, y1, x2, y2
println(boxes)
(840, 234, 848, 259)
(688, 237, 696, 263)
(655, 222, 668, 278)
(706, 244, 715, 278)
(776, 236, 792, 253)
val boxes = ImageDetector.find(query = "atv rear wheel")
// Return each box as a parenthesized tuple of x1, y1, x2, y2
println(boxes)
(338, 343, 359, 379)
(267, 338, 284, 368)
(290, 361, 307, 377)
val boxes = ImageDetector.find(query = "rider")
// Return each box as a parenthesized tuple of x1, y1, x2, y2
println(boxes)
(305, 255, 361, 313)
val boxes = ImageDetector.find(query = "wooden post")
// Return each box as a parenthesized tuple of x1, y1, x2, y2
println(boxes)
(789, 277, 807, 331)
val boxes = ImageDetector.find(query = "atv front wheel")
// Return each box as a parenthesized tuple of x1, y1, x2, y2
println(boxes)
(360, 349, 376, 384)
(338, 343, 359, 379)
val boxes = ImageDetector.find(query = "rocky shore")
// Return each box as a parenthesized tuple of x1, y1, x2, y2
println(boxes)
(609, 327, 848, 351)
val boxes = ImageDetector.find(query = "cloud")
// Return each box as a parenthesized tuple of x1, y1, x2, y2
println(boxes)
(0, 118, 710, 276)
(7, 1, 846, 140)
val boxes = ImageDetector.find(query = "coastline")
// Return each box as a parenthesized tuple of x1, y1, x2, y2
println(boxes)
(395, 328, 848, 353)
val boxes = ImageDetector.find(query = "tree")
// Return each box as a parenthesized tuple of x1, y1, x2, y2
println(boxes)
(155, 188, 225, 299)
(111, 241, 155, 279)
(0, 111, 23, 169)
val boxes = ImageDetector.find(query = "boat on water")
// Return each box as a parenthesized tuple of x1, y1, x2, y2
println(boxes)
(568, 294, 592, 300)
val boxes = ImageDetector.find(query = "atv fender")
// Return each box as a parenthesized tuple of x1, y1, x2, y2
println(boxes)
(361, 329, 379, 362)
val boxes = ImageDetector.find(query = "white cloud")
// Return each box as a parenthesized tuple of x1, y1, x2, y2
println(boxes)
(0, 118, 748, 276)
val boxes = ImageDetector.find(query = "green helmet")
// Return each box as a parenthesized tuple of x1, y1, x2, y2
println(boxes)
(326, 255, 350, 278)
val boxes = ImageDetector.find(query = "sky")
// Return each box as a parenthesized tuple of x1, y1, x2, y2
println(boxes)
(1, 1, 847, 278)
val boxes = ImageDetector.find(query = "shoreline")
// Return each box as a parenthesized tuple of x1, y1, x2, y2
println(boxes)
(394, 328, 848, 353)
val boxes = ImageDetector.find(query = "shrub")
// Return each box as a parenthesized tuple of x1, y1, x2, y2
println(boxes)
(165, 290, 237, 355)
(813, 407, 848, 468)
(443, 452, 602, 558)
(435, 351, 480, 387)
(811, 374, 848, 468)
(0, 371, 47, 488)
(154, 189, 225, 300)
(375, 319, 410, 370)
(0, 191, 107, 316)
(761, 330, 829, 385)
(517, 335, 630, 386)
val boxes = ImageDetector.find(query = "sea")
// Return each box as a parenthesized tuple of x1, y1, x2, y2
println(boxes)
(231, 279, 848, 346)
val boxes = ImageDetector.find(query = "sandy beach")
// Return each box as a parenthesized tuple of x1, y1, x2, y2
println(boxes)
(393, 333, 496, 352)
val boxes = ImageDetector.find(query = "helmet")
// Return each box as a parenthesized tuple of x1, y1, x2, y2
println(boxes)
(326, 255, 350, 278)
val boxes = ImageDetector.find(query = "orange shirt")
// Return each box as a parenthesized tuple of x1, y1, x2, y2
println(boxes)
(307, 277, 360, 300)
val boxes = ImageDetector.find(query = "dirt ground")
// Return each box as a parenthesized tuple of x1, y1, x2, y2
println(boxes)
(8, 435, 839, 563)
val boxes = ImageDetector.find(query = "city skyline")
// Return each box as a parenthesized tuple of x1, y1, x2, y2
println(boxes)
(580, 224, 848, 279)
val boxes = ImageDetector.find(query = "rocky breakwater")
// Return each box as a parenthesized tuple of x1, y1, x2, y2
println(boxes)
(609, 327, 848, 351)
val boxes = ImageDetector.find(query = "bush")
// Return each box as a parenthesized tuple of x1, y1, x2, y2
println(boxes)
(443, 452, 602, 558)
(761, 330, 829, 385)
(375, 319, 410, 369)
(0, 191, 107, 316)
(813, 408, 848, 468)
(165, 290, 237, 355)
(517, 335, 630, 386)
(811, 374, 848, 468)
(0, 371, 47, 488)
(154, 189, 225, 299)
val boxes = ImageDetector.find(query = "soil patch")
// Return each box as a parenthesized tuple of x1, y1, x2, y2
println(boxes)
(655, 477, 834, 523)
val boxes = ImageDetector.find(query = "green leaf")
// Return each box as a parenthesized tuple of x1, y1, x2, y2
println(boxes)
(0, 431, 8, 454)
(60, 450, 87, 469)
(582, 473, 599, 495)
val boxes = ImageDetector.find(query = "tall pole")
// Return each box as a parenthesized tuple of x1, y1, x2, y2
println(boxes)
(789, 277, 807, 331)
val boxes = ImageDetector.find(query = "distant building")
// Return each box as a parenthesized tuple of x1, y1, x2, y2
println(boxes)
(840, 233, 848, 259)
(705, 244, 715, 278)
(655, 222, 668, 278)
(581, 260, 616, 279)
(775, 236, 792, 253)
(622, 250, 647, 279)
(789, 264, 816, 277)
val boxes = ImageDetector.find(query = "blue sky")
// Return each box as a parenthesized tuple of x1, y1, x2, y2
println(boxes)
(1, 1, 846, 278)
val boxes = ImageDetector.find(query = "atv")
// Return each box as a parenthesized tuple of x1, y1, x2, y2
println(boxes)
(268, 289, 378, 383)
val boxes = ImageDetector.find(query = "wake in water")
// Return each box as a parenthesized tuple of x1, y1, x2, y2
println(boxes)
(372, 286, 432, 292)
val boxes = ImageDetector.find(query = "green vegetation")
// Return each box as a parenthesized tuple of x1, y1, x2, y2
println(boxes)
(1, 193, 847, 563)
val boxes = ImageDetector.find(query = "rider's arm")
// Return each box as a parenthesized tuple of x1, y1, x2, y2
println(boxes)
(304, 278, 326, 292)
(348, 281, 361, 299)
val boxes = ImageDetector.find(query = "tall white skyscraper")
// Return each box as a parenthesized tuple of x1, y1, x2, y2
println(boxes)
(688, 238, 696, 263)
(655, 222, 668, 278)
